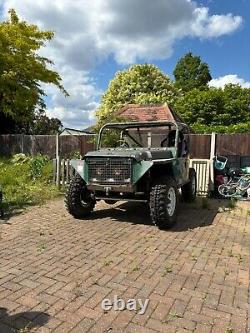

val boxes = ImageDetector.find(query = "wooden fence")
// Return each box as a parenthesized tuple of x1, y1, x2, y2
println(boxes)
(0, 134, 95, 158)
(0, 133, 249, 159)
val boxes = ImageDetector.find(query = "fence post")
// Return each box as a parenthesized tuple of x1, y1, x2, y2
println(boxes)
(56, 156, 61, 188)
(53, 158, 57, 184)
(61, 159, 65, 186)
(209, 132, 216, 191)
(66, 159, 70, 184)
(56, 134, 59, 159)
(21, 134, 24, 154)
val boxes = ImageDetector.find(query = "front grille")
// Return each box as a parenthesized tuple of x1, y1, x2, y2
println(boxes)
(86, 157, 132, 184)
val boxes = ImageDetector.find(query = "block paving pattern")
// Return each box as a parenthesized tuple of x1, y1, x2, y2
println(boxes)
(0, 199, 249, 333)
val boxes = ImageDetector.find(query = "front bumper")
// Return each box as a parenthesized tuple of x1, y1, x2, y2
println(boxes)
(87, 183, 135, 193)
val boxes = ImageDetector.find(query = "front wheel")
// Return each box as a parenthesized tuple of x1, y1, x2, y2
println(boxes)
(65, 174, 95, 218)
(150, 177, 179, 229)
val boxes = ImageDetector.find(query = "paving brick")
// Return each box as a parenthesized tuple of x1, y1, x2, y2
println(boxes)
(0, 199, 249, 333)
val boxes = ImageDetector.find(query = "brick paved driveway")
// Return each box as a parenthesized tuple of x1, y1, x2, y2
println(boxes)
(0, 199, 249, 333)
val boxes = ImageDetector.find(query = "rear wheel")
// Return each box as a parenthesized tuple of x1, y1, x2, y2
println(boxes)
(150, 177, 179, 229)
(65, 174, 95, 218)
(182, 168, 197, 202)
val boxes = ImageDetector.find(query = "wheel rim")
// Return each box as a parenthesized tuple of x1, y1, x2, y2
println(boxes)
(191, 175, 196, 194)
(167, 187, 176, 217)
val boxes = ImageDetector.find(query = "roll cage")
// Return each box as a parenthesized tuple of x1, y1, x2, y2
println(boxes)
(97, 121, 190, 153)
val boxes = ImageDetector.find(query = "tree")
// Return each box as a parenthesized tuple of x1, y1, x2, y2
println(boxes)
(0, 9, 67, 133)
(174, 84, 250, 133)
(30, 112, 63, 134)
(173, 52, 212, 92)
(96, 64, 180, 125)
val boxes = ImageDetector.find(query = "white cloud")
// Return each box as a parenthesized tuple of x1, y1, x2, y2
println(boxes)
(45, 67, 101, 129)
(209, 75, 250, 88)
(191, 8, 242, 39)
(1, 0, 243, 127)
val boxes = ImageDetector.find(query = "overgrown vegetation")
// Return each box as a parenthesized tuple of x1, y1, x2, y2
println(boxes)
(0, 154, 62, 213)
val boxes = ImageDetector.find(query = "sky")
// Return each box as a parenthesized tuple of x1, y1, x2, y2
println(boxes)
(1, 0, 250, 129)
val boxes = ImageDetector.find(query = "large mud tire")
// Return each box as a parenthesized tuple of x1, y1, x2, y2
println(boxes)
(65, 174, 95, 218)
(150, 177, 179, 229)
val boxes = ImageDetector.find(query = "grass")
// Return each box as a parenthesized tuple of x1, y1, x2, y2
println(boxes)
(162, 264, 173, 276)
(227, 198, 237, 209)
(163, 311, 183, 323)
(0, 154, 63, 214)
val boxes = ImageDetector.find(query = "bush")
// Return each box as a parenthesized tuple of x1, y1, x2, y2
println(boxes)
(0, 154, 61, 213)
(28, 154, 49, 179)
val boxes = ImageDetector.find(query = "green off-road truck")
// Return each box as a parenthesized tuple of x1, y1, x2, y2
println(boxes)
(65, 119, 196, 229)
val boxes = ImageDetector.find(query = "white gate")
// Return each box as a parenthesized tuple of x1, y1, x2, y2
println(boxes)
(190, 159, 211, 196)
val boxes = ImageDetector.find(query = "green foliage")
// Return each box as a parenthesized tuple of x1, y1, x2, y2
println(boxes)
(174, 84, 250, 133)
(173, 52, 212, 92)
(0, 154, 61, 213)
(0, 9, 67, 134)
(191, 123, 250, 134)
(96, 64, 180, 125)
(28, 154, 49, 179)
(30, 113, 63, 134)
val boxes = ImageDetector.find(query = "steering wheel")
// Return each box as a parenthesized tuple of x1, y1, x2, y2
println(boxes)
(118, 139, 129, 148)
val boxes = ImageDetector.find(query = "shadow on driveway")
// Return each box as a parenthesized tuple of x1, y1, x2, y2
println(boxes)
(85, 199, 225, 231)
(0, 307, 49, 333)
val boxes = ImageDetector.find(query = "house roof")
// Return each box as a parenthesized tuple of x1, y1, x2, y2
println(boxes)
(60, 128, 94, 135)
(116, 104, 183, 123)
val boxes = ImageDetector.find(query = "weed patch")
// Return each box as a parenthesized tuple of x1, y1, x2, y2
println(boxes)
(0, 154, 63, 214)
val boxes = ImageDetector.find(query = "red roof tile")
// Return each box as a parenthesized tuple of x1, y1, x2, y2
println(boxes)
(117, 104, 182, 123)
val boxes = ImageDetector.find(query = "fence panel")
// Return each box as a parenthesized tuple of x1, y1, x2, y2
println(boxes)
(0, 134, 95, 158)
(216, 133, 250, 156)
(53, 158, 75, 187)
(189, 134, 211, 159)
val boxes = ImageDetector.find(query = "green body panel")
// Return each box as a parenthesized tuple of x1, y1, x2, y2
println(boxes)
(71, 159, 88, 183)
(132, 160, 153, 184)
(172, 158, 189, 185)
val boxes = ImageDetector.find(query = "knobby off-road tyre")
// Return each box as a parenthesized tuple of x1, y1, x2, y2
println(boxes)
(150, 176, 179, 229)
(65, 174, 95, 218)
(182, 168, 197, 202)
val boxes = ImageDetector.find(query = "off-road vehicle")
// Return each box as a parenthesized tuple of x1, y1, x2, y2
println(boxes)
(65, 119, 196, 229)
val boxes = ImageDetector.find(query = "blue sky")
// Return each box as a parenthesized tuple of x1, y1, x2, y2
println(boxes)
(1, 0, 250, 128)
(92, 0, 250, 90)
